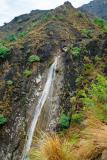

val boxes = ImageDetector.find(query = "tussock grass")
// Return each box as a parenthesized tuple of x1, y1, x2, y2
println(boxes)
(29, 134, 73, 160)
(29, 113, 107, 160)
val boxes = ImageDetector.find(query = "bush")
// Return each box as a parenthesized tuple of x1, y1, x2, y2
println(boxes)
(23, 69, 32, 77)
(59, 113, 71, 129)
(81, 29, 92, 38)
(0, 46, 10, 59)
(28, 55, 40, 63)
(94, 18, 105, 27)
(7, 80, 13, 85)
(19, 31, 28, 38)
(77, 11, 84, 18)
(0, 115, 7, 125)
(72, 112, 84, 123)
(94, 18, 107, 32)
(7, 34, 17, 41)
(69, 47, 81, 58)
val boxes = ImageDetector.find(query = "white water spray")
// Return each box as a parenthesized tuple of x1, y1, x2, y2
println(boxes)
(22, 57, 58, 160)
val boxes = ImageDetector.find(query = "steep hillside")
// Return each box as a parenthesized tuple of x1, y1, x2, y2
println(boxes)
(80, 0, 107, 20)
(0, 1, 107, 160)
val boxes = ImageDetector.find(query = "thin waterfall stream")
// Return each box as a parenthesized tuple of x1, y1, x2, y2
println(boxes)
(21, 57, 58, 160)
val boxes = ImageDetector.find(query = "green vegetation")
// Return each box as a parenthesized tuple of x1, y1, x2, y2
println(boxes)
(23, 69, 32, 77)
(7, 80, 13, 85)
(56, 15, 65, 21)
(19, 31, 28, 38)
(72, 112, 84, 124)
(80, 29, 92, 38)
(0, 115, 7, 125)
(94, 18, 105, 27)
(73, 74, 107, 123)
(7, 34, 17, 41)
(69, 47, 81, 58)
(76, 11, 84, 18)
(0, 46, 10, 59)
(94, 18, 107, 32)
(69, 133, 80, 145)
(59, 113, 71, 129)
(28, 55, 40, 63)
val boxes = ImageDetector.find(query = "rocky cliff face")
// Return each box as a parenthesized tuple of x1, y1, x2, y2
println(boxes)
(80, 0, 107, 20)
(0, 1, 107, 160)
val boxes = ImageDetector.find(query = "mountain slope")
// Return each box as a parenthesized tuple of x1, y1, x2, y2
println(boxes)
(0, 1, 107, 160)
(80, 0, 107, 20)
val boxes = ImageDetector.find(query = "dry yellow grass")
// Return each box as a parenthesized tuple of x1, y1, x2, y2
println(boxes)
(29, 113, 107, 160)
(29, 134, 73, 160)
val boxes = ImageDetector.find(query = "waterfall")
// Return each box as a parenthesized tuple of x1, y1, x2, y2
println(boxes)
(21, 57, 58, 160)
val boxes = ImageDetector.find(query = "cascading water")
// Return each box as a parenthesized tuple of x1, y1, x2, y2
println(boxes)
(21, 57, 58, 160)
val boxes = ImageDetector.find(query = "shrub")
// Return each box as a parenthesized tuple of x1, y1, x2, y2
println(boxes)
(69, 47, 81, 58)
(7, 34, 17, 41)
(94, 18, 105, 27)
(94, 18, 107, 32)
(0, 46, 10, 59)
(19, 31, 28, 38)
(103, 25, 107, 33)
(23, 69, 32, 77)
(77, 11, 84, 18)
(59, 113, 71, 129)
(81, 29, 92, 38)
(80, 74, 107, 122)
(7, 80, 13, 85)
(72, 112, 84, 123)
(0, 115, 7, 125)
(28, 55, 40, 63)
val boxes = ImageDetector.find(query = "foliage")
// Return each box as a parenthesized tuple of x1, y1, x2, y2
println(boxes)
(7, 80, 13, 85)
(80, 29, 92, 38)
(59, 113, 71, 129)
(72, 112, 84, 123)
(19, 31, 28, 38)
(69, 47, 81, 58)
(7, 34, 17, 41)
(56, 15, 65, 21)
(80, 74, 107, 122)
(0, 115, 7, 125)
(94, 18, 107, 32)
(76, 11, 84, 18)
(0, 46, 10, 59)
(103, 25, 107, 33)
(28, 55, 40, 63)
(40, 12, 56, 23)
(94, 18, 105, 27)
(23, 69, 32, 77)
